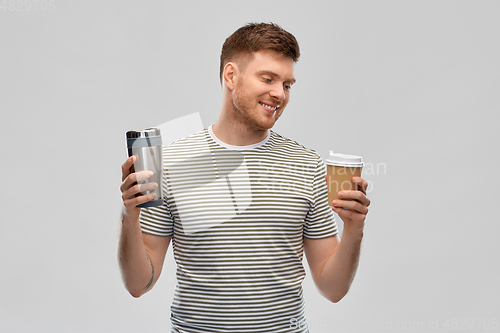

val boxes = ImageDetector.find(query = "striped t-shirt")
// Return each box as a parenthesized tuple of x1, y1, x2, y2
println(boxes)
(139, 126, 337, 333)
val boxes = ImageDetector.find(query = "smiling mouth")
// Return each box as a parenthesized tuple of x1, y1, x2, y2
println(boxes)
(259, 102, 278, 112)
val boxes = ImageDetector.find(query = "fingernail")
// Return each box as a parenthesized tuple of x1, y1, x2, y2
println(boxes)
(338, 192, 343, 198)
(332, 200, 338, 206)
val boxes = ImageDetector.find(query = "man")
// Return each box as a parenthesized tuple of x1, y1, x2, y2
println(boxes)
(119, 22, 370, 332)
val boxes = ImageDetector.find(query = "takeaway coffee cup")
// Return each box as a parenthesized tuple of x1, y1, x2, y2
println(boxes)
(126, 128, 163, 208)
(325, 151, 364, 206)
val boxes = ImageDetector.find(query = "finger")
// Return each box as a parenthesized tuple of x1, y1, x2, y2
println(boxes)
(123, 192, 158, 210)
(332, 198, 369, 215)
(338, 190, 371, 208)
(121, 155, 137, 181)
(332, 204, 367, 226)
(352, 177, 369, 194)
(121, 180, 158, 201)
(120, 170, 154, 193)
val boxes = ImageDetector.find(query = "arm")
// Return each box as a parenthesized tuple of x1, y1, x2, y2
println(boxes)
(118, 155, 171, 298)
(304, 177, 370, 303)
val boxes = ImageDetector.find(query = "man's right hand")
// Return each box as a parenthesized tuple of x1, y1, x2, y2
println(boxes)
(119, 155, 169, 298)
(120, 155, 158, 220)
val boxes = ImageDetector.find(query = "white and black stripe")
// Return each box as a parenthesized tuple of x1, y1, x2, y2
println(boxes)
(140, 126, 337, 332)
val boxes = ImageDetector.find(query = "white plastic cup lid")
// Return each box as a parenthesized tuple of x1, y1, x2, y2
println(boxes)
(325, 151, 364, 167)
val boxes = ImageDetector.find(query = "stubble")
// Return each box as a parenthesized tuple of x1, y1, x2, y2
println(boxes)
(231, 80, 283, 132)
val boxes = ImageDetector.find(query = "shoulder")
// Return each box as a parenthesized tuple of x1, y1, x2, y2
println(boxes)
(161, 128, 216, 165)
(164, 128, 212, 150)
(267, 131, 322, 163)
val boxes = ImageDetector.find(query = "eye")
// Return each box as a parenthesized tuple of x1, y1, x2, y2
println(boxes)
(284, 83, 292, 91)
(262, 77, 272, 83)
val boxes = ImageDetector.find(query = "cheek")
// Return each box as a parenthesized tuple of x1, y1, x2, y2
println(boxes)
(276, 107, 285, 118)
(282, 95, 290, 107)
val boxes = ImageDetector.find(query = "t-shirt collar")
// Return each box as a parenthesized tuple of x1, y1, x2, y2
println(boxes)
(208, 124, 270, 151)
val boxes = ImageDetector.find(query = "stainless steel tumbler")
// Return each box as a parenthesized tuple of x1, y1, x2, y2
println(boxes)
(126, 128, 163, 208)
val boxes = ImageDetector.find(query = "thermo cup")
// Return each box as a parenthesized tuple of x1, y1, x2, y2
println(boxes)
(126, 128, 163, 208)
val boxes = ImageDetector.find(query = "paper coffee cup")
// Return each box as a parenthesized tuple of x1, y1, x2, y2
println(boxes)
(325, 151, 364, 206)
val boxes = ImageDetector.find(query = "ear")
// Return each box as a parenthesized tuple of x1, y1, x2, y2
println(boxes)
(223, 62, 238, 91)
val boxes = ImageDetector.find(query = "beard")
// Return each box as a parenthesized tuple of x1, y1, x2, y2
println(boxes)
(230, 81, 284, 132)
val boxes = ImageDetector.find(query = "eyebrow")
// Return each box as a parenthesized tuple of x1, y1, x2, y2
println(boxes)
(258, 71, 296, 85)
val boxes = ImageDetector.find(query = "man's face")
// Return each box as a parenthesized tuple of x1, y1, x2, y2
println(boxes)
(230, 50, 296, 132)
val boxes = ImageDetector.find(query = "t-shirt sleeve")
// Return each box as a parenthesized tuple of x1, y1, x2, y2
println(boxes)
(139, 200, 174, 237)
(303, 155, 338, 239)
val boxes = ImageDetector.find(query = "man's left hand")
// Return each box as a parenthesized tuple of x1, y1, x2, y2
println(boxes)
(331, 177, 370, 234)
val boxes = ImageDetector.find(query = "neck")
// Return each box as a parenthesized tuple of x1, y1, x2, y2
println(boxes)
(212, 114, 269, 146)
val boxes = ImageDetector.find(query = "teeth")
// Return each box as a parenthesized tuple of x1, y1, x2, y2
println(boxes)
(260, 103, 277, 111)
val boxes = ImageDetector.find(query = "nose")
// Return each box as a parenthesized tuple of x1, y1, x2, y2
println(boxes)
(270, 84, 286, 101)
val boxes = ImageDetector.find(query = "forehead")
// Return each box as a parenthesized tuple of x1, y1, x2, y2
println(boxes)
(243, 50, 295, 81)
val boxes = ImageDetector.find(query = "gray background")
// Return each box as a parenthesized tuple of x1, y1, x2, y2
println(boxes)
(1, 1, 499, 332)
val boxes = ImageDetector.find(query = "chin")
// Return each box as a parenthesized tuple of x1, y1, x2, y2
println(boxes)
(258, 119, 279, 131)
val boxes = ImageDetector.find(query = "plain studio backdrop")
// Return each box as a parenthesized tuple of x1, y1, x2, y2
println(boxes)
(1, 1, 499, 332)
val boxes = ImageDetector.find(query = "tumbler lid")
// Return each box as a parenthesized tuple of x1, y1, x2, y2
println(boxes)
(126, 128, 161, 139)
